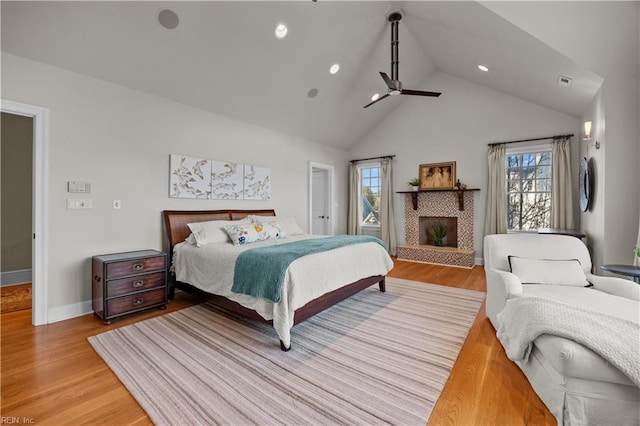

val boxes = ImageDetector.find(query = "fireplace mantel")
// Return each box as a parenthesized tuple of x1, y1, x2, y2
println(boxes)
(397, 188, 480, 210)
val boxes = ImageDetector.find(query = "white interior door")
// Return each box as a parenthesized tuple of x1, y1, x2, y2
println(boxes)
(311, 169, 329, 235)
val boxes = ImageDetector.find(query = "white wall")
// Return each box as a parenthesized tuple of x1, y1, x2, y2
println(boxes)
(349, 71, 579, 261)
(578, 89, 606, 269)
(578, 2, 640, 272)
(580, 69, 640, 271)
(2, 52, 349, 320)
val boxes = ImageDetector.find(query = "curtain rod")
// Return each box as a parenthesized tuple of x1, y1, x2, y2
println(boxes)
(349, 154, 396, 164)
(488, 134, 574, 147)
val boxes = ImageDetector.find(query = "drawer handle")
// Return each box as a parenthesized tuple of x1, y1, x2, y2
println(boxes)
(133, 297, 144, 306)
(132, 263, 144, 271)
(132, 280, 144, 288)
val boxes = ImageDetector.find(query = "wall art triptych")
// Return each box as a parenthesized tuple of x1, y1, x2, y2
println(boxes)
(169, 154, 271, 201)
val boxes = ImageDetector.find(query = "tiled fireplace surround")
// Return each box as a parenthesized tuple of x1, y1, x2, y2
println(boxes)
(397, 191, 475, 268)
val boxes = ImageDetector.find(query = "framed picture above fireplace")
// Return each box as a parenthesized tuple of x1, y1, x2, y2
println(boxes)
(419, 161, 456, 190)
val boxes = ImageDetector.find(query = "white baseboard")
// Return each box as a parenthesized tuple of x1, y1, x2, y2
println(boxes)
(47, 300, 93, 324)
(1, 269, 32, 286)
(475, 257, 484, 266)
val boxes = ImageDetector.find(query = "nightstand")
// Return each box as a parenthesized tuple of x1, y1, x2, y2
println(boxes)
(92, 249, 167, 324)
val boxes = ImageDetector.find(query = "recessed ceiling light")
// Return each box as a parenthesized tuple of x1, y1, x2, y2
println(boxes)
(274, 24, 288, 39)
(371, 93, 380, 101)
(157, 9, 179, 30)
(329, 64, 340, 74)
(477, 64, 489, 72)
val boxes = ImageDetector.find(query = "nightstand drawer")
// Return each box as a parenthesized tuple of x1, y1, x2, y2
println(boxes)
(106, 288, 166, 317)
(106, 255, 165, 279)
(107, 272, 166, 297)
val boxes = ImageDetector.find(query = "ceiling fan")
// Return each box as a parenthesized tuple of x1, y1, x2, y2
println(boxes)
(364, 11, 441, 108)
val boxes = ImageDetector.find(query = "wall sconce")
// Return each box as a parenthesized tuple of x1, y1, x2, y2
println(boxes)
(583, 121, 591, 140)
(583, 120, 600, 149)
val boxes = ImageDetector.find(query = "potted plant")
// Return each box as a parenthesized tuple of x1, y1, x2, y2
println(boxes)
(408, 178, 421, 191)
(428, 221, 448, 246)
(636, 244, 640, 265)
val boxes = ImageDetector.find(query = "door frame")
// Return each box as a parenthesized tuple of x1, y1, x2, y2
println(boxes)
(308, 162, 335, 236)
(2, 99, 49, 325)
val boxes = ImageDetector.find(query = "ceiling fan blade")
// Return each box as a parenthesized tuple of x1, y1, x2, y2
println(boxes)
(401, 89, 442, 97)
(363, 93, 390, 108)
(379, 72, 395, 90)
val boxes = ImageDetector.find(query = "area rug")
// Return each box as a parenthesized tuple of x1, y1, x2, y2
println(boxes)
(88, 277, 484, 425)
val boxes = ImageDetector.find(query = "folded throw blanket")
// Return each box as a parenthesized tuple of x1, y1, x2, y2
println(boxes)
(232, 235, 386, 302)
(497, 296, 640, 387)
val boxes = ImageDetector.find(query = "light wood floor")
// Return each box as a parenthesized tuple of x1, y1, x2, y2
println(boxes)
(1, 260, 555, 425)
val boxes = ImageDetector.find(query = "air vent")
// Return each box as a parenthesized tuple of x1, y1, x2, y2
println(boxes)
(557, 75, 572, 87)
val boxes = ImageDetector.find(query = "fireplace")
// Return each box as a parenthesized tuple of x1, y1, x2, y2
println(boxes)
(397, 190, 476, 268)
(419, 217, 458, 247)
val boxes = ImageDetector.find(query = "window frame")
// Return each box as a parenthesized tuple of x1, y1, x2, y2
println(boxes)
(357, 162, 382, 229)
(505, 143, 553, 233)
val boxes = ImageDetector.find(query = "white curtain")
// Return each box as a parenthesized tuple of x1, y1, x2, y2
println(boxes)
(484, 144, 507, 235)
(550, 137, 575, 228)
(635, 212, 640, 266)
(347, 162, 361, 235)
(380, 158, 397, 256)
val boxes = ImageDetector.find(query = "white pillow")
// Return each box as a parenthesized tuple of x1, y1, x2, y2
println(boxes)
(249, 215, 304, 235)
(508, 256, 589, 287)
(224, 223, 268, 246)
(187, 218, 249, 247)
(185, 233, 197, 245)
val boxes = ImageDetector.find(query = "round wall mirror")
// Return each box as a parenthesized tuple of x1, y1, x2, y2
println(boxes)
(579, 157, 591, 212)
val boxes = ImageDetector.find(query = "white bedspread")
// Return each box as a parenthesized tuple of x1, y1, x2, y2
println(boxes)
(173, 235, 394, 347)
(496, 293, 640, 387)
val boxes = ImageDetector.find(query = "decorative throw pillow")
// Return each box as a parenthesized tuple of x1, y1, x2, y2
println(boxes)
(248, 215, 304, 235)
(224, 223, 269, 245)
(187, 219, 250, 247)
(258, 221, 287, 240)
(508, 256, 589, 287)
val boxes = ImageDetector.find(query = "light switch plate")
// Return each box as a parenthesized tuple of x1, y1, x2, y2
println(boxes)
(67, 198, 93, 209)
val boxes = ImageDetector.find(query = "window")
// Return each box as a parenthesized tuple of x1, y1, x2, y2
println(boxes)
(359, 165, 381, 225)
(506, 150, 552, 231)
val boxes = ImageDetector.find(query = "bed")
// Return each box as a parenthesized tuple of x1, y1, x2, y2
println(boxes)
(162, 209, 394, 350)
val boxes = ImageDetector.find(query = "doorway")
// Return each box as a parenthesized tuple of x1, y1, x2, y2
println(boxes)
(1, 112, 33, 313)
(1, 100, 49, 325)
(309, 162, 335, 236)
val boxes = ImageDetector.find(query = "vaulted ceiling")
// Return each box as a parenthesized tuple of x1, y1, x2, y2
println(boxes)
(2, 1, 636, 150)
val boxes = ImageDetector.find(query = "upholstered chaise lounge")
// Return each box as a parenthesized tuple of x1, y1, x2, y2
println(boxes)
(484, 233, 640, 425)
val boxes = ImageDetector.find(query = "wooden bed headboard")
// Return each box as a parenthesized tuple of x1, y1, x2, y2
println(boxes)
(162, 209, 276, 250)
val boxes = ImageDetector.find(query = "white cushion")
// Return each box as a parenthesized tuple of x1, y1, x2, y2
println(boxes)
(508, 256, 589, 286)
(224, 223, 268, 246)
(187, 218, 249, 247)
(248, 215, 304, 235)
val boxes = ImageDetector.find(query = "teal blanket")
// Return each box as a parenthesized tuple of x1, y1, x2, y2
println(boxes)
(231, 235, 386, 302)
